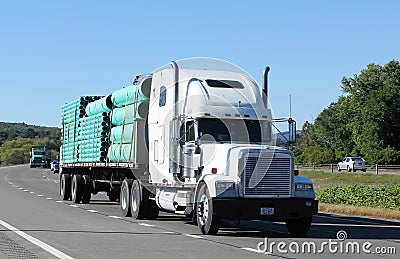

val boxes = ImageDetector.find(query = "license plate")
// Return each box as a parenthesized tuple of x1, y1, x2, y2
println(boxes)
(260, 207, 274, 215)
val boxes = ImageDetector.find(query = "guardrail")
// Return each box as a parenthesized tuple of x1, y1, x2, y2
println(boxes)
(295, 163, 400, 175)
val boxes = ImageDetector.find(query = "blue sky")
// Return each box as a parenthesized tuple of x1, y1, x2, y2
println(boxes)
(0, 1, 399, 130)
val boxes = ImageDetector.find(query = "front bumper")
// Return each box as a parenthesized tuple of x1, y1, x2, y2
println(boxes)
(212, 198, 318, 220)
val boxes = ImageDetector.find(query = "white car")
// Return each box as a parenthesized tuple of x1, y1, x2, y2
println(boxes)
(50, 160, 59, 173)
(337, 156, 367, 172)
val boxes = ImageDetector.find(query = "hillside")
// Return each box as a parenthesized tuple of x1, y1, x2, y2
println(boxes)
(0, 122, 61, 165)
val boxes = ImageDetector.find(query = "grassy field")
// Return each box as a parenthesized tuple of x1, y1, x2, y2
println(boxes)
(300, 170, 400, 220)
(299, 170, 400, 192)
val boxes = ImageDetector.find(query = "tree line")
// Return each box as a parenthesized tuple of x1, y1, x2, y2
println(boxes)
(295, 60, 400, 165)
(0, 123, 61, 165)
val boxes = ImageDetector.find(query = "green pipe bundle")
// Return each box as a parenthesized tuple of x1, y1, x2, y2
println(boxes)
(110, 124, 134, 144)
(61, 96, 107, 164)
(111, 77, 151, 107)
(108, 144, 135, 162)
(85, 95, 113, 116)
(111, 102, 149, 126)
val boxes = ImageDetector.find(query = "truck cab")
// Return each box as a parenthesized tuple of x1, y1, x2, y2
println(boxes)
(146, 59, 318, 235)
(30, 146, 51, 168)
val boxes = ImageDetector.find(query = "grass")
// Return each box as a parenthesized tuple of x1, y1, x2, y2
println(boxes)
(299, 170, 400, 192)
(319, 203, 400, 221)
(300, 170, 400, 219)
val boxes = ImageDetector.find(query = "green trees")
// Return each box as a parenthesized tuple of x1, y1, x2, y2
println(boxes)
(0, 138, 35, 165)
(0, 123, 61, 165)
(296, 60, 400, 165)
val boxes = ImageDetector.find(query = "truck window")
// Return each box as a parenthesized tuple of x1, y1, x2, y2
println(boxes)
(205, 79, 244, 89)
(179, 121, 196, 144)
(198, 118, 271, 143)
(186, 121, 195, 141)
(159, 86, 166, 107)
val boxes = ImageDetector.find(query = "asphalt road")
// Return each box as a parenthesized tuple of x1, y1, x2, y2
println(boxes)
(0, 165, 399, 259)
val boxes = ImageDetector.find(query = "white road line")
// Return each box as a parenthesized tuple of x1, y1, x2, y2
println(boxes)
(7, 182, 12, 185)
(69, 205, 79, 208)
(312, 222, 400, 228)
(108, 216, 122, 219)
(53, 180, 59, 183)
(30, 192, 35, 194)
(0, 219, 74, 259)
(241, 247, 270, 254)
(138, 223, 155, 227)
(46, 197, 53, 200)
(87, 210, 97, 213)
(56, 201, 63, 203)
(23, 190, 29, 192)
(37, 195, 44, 197)
(183, 234, 204, 239)
(18, 187, 23, 190)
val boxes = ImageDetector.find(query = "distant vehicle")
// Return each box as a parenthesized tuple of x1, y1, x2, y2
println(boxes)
(337, 156, 367, 172)
(30, 146, 51, 168)
(51, 160, 59, 173)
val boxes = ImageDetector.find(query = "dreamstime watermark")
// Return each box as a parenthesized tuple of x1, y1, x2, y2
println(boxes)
(255, 230, 396, 255)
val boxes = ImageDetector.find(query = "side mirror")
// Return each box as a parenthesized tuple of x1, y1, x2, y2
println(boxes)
(288, 118, 296, 145)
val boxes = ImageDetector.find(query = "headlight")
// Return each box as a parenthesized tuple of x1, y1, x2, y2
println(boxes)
(215, 181, 236, 197)
(216, 181, 235, 191)
(296, 183, 313, 191)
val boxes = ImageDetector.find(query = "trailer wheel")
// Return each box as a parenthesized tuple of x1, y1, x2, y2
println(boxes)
(81, 175, 91, 204)
(196, 183, 220, 235)
(130, 180, 149, 219)
(120, 179, 133, 217)
(285, 216, 312, 236)
(71, 174, 83, 204)
(60, 174, 71, 200)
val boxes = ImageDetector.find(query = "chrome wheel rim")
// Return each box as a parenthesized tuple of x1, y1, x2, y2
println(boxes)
(198, 194, 209, 226)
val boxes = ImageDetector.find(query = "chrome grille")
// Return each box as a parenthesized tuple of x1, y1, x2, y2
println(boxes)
(242, 154, 291, 196)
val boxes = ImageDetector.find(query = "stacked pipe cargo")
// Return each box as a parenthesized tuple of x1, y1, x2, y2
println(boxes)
(108, 76, 151, 162)
(61, 96, 102, 164)
(76, 113, 110, 162)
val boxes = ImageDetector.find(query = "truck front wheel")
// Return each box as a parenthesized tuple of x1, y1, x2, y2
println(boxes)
(196, 184, 220, 235)
(285, 216, 312, 236)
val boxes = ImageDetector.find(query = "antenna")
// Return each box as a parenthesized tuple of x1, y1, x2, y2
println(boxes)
(289, 94, 292, 118)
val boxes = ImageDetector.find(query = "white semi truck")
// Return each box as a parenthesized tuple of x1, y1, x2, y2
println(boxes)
(60, 59, 318, 235)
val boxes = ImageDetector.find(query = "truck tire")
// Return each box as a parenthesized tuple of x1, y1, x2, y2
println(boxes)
(81, 175, 91, 204)
(130, 180, 149, 219)
(120, 179, 133, 217)
(71, 174, 83, 204)
(196, 183, 220, 235)
(60, 174, 71, 200)
(285, 216, 312, 236)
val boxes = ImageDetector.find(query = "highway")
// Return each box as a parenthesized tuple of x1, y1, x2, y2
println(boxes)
(0, 165, 399, 259)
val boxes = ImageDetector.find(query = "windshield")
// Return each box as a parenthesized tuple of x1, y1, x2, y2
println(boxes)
(34, 151, 45, 155)
(198, 118, 271, 143)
